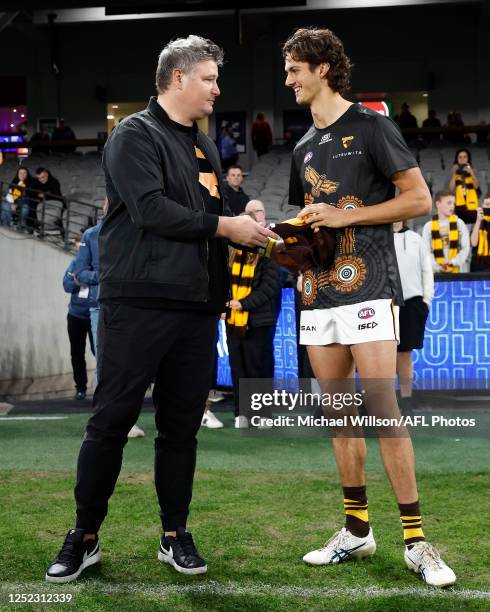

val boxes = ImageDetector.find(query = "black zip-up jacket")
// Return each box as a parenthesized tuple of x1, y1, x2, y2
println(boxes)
(100, 97, 229, 303)
(239, 257, 282, 328)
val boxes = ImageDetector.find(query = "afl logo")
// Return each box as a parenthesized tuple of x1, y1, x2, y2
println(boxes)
(304, 152, 313, 164)
(358, 307, 375, 319)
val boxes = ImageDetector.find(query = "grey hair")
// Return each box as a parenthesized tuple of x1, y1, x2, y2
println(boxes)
(155, 35, 224, 94)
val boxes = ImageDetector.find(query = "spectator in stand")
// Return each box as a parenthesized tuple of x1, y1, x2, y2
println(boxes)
(448, 148, 480, 224)
(0, 166, 36, 230)
(470, 194, 490, 272)
(395, 103, 417, 143)
(33, 167, 63, 199)
(226, 201, 282, 428)
(52, 119, 76, 153)
(251, 112, 273, 158)
(63, 237, 96, 401)
(446, 111, 467, 144)
(422, 109, 441, 143)
(222, 165, 249, 216)
(219, 125, 238, 171)
(31, 167, 64, 232)
(73, 201, 145, 439)
(393, 221, 434, 413)
(29, 127, 51, 154)
(422, 190, 470, 273)
(395, 103, 418, 129)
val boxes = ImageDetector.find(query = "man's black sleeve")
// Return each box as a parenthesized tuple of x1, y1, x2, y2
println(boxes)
(239, 258, 281, 311)
(288, 154, 304, 208)
(104, 123, 218, 240)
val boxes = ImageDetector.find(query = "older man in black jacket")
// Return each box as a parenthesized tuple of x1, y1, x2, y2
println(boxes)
(46, 35, 276, 584)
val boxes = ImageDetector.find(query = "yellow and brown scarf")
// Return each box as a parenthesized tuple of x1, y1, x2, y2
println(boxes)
(11, 180, 26, 202)
(431, 214, 460, 273)
(227, 247, 259, 334)
(476, 211, 490, 260)
(455, 172, 478, 213)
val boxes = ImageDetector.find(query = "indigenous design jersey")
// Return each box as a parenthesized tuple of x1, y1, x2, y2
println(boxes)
(289, 104, 417, 309)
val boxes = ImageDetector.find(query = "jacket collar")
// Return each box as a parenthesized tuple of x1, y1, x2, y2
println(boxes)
(147, 96, 199, 136)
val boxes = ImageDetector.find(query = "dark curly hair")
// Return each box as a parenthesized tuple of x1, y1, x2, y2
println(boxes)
(282, 27, 352, 95)
(453, 148, 472, 166)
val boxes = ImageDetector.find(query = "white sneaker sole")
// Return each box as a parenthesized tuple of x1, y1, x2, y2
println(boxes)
(404, 552, 456, 587)
(45, 549, 101, 584)
(128, 430, 145, 438)
(157, 550, 207, 575)
(303, 540, 376, 566)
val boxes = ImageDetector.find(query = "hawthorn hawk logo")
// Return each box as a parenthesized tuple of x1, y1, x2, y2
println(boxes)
(342, 136, 354, 149)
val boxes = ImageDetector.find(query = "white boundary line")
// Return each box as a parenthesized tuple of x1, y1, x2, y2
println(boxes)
(0, 416, 68, 421)
(1, 581, 489, 600)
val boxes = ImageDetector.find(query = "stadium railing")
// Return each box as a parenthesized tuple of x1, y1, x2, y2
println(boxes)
(0, 180, 98, 252)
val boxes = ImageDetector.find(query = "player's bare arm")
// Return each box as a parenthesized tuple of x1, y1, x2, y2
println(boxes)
(298, 167, 431, 229)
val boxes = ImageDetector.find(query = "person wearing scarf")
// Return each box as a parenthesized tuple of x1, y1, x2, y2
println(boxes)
(226, 201, 282, 428)
(470, 194, 490, 272)
(0, 166, 36, 230)
(422, 190, 470, 273)
(449, 148, 480, 224)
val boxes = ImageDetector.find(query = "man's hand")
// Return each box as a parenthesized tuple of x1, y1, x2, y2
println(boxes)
(297, 203, 352, 229)
(216, 215, 279, 247)
(228, 299, 242, 311)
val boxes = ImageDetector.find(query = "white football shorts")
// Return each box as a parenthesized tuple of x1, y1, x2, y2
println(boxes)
(299, 298, 399, 346)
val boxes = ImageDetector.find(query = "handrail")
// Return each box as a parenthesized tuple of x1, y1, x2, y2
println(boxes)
(0, 180, 99, 252)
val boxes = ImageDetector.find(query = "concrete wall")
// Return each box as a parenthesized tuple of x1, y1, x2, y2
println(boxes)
(0, 231, 95, 399)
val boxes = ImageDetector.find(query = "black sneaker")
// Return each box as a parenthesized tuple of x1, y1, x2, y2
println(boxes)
(45, 528, 101, 583)
(158, 527, 207, 575)
(75, 390, 86, 401)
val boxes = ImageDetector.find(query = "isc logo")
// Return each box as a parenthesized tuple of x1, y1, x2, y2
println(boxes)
(358, 307, 375, 319)
(358, 322, 378, 330)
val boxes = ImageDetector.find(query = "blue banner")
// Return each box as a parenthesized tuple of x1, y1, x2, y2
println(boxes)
(216, 280, 490, 388)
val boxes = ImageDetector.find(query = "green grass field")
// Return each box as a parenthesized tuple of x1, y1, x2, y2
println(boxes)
(0, 411, 489, 611)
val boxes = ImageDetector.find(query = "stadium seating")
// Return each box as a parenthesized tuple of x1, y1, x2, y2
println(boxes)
(242, 149, 292, 222)
(1, 143, 489, 239)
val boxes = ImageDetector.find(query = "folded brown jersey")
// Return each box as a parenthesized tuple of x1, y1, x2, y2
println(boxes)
(268, 216, 336, 275)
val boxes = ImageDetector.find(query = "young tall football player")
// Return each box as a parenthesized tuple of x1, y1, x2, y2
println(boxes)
(283, 27, 455, 587)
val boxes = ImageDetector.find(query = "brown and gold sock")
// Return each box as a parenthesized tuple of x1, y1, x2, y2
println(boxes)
(398, 500, 425, 548)
(343, 486, 369, 538)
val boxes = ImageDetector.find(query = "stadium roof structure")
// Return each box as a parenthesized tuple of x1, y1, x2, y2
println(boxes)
(0, 0, 481, 25)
